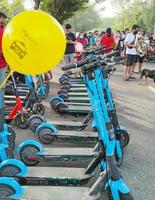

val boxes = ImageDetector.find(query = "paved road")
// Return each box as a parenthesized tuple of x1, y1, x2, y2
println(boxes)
(13, 62, 155, 200)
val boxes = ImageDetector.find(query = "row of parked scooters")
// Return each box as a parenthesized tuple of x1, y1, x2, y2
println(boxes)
(0, 46, 134, 200)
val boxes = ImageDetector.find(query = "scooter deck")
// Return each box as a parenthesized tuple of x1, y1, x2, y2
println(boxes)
(28, 167, 92, 180)
(69, 88, 87, 92)
(66, 97, 89, 103)
(23, 186, 91, 200)
(68, 92, 88, 97)
(47, 119, 84, 126)
(63, 105, 91, 113)
(43, 147, 95, 157)
(66, 102, 90, 106)
(58, 130, 97, 137)
(69, 84, 85, 87)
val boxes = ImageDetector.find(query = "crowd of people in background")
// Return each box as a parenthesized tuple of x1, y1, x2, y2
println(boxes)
(64, 23, 155, 81)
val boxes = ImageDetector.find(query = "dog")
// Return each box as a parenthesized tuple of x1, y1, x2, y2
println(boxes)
(139, 69, 155, 86)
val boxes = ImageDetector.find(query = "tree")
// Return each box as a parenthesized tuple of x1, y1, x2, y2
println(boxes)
(65, 5, 103, 32)
(32, 0, 89, 23)
(110, 0, 155, 32)
(0, 0, 24, 18)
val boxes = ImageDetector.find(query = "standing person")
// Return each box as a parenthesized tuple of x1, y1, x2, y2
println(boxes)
(64, 24, 76, 65)
(0, 12, 7, 108)
(76, 32, 88, 46)
(89, 30, 99, 47)
(123, 25, 139, 81)
(100, 27, 116, 53)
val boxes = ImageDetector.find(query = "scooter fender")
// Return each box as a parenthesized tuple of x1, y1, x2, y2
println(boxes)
(0, 159, 28, 177)
(16, 140, 45, 155)
(49, 96, 64, 104)
(0, 177, 24, 199)
(36, 123, 58, 135)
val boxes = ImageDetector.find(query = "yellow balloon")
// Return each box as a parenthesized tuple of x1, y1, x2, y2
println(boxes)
(2, 10, 66, 75)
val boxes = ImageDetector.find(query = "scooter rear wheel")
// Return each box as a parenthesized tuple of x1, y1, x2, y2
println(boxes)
(20, 144, 40, 166)
(33, 103, 45, 115)
(38, 127, 57, 144)
(0, 183, 16, 198)
(0, 164, 21, 176)
(29, 115, 46, 132)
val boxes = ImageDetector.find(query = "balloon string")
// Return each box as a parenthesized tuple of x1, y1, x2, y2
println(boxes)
(0, 71, 12, 89)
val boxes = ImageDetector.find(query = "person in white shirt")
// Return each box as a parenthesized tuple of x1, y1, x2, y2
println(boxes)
(124, 25, 139, 81)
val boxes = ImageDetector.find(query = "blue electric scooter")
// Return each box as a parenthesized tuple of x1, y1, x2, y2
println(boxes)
(16, 61, 123, 168)
(62, 59, 133, 200)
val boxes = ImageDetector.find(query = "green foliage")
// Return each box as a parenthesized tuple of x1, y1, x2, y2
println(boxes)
(39, 0, 89, 24)
(65, 6, 102, 32)
(111, 0, 155, 32)
(0, 0, 24, 18)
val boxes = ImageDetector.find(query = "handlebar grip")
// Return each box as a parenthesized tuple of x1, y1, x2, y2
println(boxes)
(66, 68, 82, 75)
(62, 59, 89, 71)
(62, 63, 78, 71)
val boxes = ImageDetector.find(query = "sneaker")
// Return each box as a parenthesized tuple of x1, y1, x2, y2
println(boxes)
(123, 77, 129, 81)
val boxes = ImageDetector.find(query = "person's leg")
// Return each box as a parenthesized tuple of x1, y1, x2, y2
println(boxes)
(64, 54, 70, 65)
(0, 67, 7, 108)
(69, 53, 77, 63)
(124, 54, 132, 80)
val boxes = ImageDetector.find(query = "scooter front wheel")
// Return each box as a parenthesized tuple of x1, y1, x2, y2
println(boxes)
(20, 144, 40, 166)
(117, 130, 130, 148)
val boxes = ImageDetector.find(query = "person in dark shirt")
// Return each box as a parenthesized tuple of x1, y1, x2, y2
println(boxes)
(64, 24, 76, 64)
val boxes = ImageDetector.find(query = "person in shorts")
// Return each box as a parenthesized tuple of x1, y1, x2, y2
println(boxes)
(124, 25, 139, 81)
